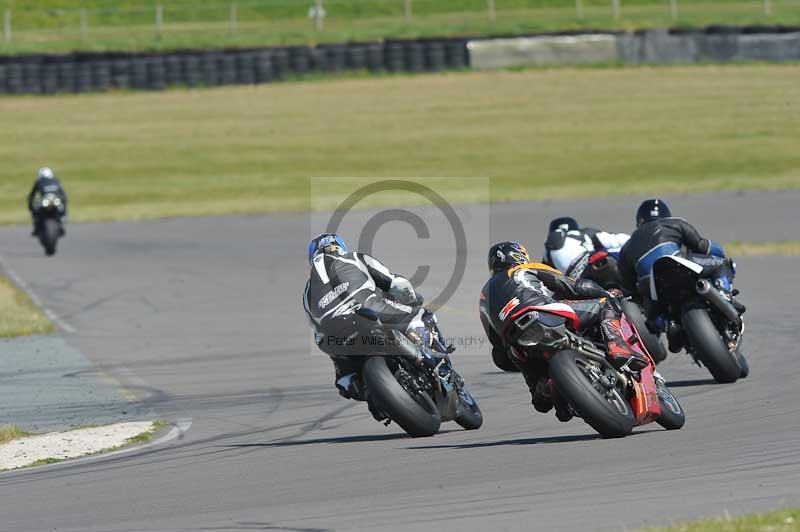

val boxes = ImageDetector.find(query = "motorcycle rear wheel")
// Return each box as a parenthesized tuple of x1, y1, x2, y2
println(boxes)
(40, 218, 59, 256)
(549, 350, 634, 438)
(681, 305, 739, 383)
(362, 356, 441, 438)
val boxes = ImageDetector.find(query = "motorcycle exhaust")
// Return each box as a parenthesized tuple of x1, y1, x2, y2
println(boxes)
(388, 330, 428, 368)
(696, 279, 742, 328)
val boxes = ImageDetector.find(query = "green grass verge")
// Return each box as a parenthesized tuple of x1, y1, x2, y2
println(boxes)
(1, 0, 799, 54)
(0, 273, 55, 337)
(1, 64, 798, 225)
(645, 508, 800, 531)
(0, 425, 29, 444)
(124, 419, 165, 445)
(724, 241, 800, 257)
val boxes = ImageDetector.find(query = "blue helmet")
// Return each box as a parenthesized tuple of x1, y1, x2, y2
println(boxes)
(308, 233, 348, 264)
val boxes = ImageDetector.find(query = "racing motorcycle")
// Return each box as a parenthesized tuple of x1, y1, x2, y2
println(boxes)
(648, 254, 748, 383)
(505, 299, 685, 438)
(353, 308, 483, 438)
(33, 192, 65, 256)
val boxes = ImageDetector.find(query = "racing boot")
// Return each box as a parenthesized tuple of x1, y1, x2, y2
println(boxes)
(403, 326, 442, 371)
(532, 377, 554, 414)
(549, 380, 574, 422)
(601, 318, 649, 371)
(422, 310, 455, 354)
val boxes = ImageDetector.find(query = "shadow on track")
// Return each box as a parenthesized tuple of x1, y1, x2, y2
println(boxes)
(222, 429, 464, 448)
(666, 378, 719, 388)
(408, 429, 662, 450)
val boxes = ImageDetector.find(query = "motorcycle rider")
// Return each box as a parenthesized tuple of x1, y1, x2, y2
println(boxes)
(27, 167, 67, 236)
(303, 233, 449, 413)
(480, 241, 648, 422)
(542, 216, 629, 279)
(618, 198, 735, 351)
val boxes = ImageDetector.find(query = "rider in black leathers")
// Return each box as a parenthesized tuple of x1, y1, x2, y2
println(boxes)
(303, 233, 448, 411)
(618, 199, 734, 351)
(28, 167, 67, 236)
(480, 241, 647, 422)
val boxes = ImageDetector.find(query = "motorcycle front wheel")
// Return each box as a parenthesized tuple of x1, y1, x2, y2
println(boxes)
(549, 350, 634, 438)
(362, 356, 441, 438)
(454, 387, 483, 430)
(40, 218, 59, 256)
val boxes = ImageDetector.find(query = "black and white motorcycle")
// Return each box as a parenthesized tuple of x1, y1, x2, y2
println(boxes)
(33, 192, 65, 256)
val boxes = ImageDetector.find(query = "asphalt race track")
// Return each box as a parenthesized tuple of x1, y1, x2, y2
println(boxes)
(1, 190, 799, 532)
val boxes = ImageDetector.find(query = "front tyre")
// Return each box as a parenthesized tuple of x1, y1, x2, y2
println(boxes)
(549, 350, 634, 438)
(655, 380, 685, 430)
(362, 356, 441, 438)
(454, 387, 483, 430)
(736, 349, 750, 379)
(682, 306, 739, 383)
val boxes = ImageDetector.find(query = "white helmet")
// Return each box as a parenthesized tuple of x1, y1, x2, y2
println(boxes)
(37, 167, 54, 180)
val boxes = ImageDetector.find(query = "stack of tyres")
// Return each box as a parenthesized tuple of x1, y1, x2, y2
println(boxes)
(183, 55, 202, 87)
(41, 64, 60, 94)
(57, 62, 76, 93)
(236, 53, 256, 84)
(164, 55, 182, 87)
(75, 62, 93, 93)
(255, 52, 273, 83)
(201, 53, 219, 86)
(385, 42, 405, 72)
(0, 64, 5, 94)
(445, 39, 469, 68)
(290, 47, 312, 75)
(22, 62, 42, 94)
(131, 58, 149, 90)
(366, 42, 384, 71)
(426, 41, 447, 71)
(347, 44, 368, 70)
(218, 54, 237, 85)
(5, 63, 24, 94)
(271, 49, 290, 80)
(91, 60, 112, 92)
(147, 57, 166, 90)
(111, 59, 131, 90)
(322, 44, 348, 72)
(405, 42, 426, 72)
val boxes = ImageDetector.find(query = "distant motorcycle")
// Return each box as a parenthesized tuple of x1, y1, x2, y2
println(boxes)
(33, 192, 65, 256)
(648, 255, 748, 383)
(353, 308, 483, 437)
(504, 299, 685, 438)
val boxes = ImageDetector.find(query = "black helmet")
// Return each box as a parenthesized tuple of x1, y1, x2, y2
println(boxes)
(488, 241, 530, 273)
(548, 216, 579, 233)
(636, 199, 671, 227)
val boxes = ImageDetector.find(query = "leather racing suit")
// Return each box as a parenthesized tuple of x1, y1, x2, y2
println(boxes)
(544, 227, 629, 279)
(28, 176, 68, 233)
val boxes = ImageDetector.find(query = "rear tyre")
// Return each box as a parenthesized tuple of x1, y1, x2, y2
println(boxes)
(362, 356, 441, 437)
(682, 306, 739, 383)
(549, 350, 634, 438)
(736, 349, 750, 379)
(622, 300, 667, 364)
(655, 381, 685, 430)
(40, 218, 59, 256)
(454, 388, 483, 430)
(492, 348, 520, 372)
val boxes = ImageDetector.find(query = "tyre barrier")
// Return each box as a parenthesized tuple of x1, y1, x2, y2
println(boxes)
(2, 26, 793, 95)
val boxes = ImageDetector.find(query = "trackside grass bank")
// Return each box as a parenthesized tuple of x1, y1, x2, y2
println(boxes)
(0, 274, 54, 337)
(0, 64, 798, 225)
(644, 508, 800, 531)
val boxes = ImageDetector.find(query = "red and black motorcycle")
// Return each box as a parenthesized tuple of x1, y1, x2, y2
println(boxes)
(504, 300, 685, 438)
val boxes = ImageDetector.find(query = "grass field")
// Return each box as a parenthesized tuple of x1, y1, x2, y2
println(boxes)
(645, 508, 800, 531)
(0, 0, 798, 53)
(0, 64, 798, 224)
(0, 274, 53, 337)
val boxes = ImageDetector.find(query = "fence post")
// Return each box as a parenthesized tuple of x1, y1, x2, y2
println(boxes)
(763, 0, 772, 15)
(80, 8, 88, 41)
(314, 0, 323, 31)
(669, 0, 678, 19)
(404, 0, 412, 22)
(230, 2, 238, 33)
(487, 0, 496, 22)
(576, 0, 584, 19)
(155, 4, 163, 38)
(3, 9, 10, 45)
(611, 0, 620, 19)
